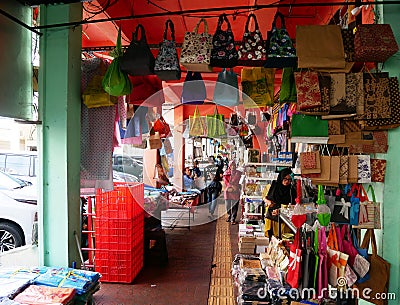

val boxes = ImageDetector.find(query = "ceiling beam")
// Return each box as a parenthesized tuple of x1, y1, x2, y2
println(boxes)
(34, 1, 400, 30)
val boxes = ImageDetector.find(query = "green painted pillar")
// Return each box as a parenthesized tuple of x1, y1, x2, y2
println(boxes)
(379, 3, 400, 305)
(38, 3, 82, 267)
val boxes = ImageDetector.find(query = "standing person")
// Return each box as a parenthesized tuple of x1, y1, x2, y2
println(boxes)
(216, 155, 224, 172)
(192, 160, 202, 178)
(264, 168, 297, 237)
(223, 160, 243, 225)
(207, 172, 222, 219)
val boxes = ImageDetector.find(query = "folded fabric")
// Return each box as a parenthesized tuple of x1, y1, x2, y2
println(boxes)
(0, 297, 21, 305)
(0, 278, 31, 298)
(13, 285, 76, 305)
(33, 267, 101, 295)
(0, 267, 43, 282)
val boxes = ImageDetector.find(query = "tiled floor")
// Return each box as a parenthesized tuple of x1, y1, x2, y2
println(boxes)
(93, 201, 240, 305)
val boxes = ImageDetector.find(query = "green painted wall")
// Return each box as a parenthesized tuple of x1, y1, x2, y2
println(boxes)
(38, 3, 82, 267)
(0, 1, 34, 120)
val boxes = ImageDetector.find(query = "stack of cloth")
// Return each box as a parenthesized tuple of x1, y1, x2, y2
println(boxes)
(13, 285, 75, 305)
(0, 298, 20, 305)
(33, 267, 101, 295)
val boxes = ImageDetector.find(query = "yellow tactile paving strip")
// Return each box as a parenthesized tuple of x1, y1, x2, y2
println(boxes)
(208, 210, 236, 305)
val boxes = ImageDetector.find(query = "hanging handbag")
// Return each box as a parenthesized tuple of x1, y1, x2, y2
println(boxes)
(341, 28, 355, 62)
(294, 70, 322, 110)
(300, 74, 331, 115)
(154, 19, 181, 81)
(102, 28, 133, 97)
(181, 72, 206, 104)
(317, 226, 329, 300)
(210, 14, 238, 68)
(206, 106, 226, 138)
(362, 72, 391, 120)
(119, 24, 155, 76)
(357, 155, 371, 183)
(354, 23, 399, 63)
(237, 13, 267, 66)
(189, 106, 206, 137)
(241, 67, 275, 108)
(151, 116, 171, 138)
(213, 68, 239, 106)
(355, 230, 391, 305)
(370, 159, 387, 183)
(363, 77, 400, 130)
(290, 114, 328, 138)
(296, 25, 346, 70)
(286, 230, 302, 289)
(353, 184, 381, 229)
(279, 67, 297, 103)
(264, 12, 297, 68)
(82, 59, 118, 108)
(180, 18, 213, 72)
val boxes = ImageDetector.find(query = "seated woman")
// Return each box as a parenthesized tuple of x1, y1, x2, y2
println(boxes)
(264, 168, 296, 238)
(183, 167, 201, 194)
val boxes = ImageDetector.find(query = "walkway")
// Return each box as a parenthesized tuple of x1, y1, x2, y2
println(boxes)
(93, 201, 239, 305)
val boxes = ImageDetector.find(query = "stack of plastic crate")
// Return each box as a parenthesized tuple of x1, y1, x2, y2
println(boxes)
(94, 182, 144, 283)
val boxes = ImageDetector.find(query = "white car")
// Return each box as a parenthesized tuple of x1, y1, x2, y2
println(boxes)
(0, 171, 37, 252)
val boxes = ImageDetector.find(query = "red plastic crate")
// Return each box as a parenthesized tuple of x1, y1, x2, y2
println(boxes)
(95, 248, 143, 283)
(95, 182, 144, 219)
(95, 218, 144, 251)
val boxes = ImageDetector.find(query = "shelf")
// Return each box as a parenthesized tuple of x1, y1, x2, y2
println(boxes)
(242, 195, 263, 199)
(245, 177, 275, 181)
(245, 212, 263, 216)
(246, 162, 292, 167)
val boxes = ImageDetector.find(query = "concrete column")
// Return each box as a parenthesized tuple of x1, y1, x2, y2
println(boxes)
(38, 3, 82, 266)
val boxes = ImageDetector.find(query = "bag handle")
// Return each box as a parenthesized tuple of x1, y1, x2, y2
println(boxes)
(245, 13, 260, 32)
(216, 13, 232, 31)
(367, 184, 377, 202)
(272, 12, 286, 29)
(194, 18, 209, 34)
(369, 229, 379, 257)
(360, 229, 372, 249)
(193, 105, 201, 118)
(133, 24, 147, 42)
(163, 19, 175, 41)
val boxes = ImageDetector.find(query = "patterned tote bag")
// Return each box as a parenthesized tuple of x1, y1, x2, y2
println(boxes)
(180, 18, 213, 72)
(210, 14, 238, 68)
(154, 19, 181, 80)
(294, 70, 322, 110)
(237, 13, 267, 66)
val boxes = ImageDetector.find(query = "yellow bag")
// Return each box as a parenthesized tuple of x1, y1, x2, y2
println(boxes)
(242, 67, 276, 108)
(189, 106, 206, 137)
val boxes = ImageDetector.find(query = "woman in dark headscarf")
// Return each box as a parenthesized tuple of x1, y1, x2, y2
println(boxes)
(264, 167, 296, 237)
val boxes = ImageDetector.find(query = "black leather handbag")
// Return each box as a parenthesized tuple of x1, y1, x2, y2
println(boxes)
(120, 24, 155, 76)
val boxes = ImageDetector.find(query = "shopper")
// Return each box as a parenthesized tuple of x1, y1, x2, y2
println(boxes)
(183, 167, 201, 194)
(223, 160, 243, 225)
(192, 160, 202, 178)
(207, 173, 222, 219)
(264, 167, 297, 237)
(216, 155, 224, 172)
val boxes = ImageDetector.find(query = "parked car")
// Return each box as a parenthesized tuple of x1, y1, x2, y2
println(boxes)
(112, 154, 143, 181)
(0, 171, 37, 252)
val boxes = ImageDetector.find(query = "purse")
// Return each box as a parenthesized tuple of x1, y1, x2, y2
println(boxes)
(355, 230, 391, 305)
(279, 67, 297, 103)
(206, 106, 226, 138)
(354, 24, 399, 62)
(264, 12, 297, 68)
(290, 114, 328, 138)
(154, 19, 181, 81)
(102, 28, 133, 97)
(119, 24, 155, 76)
(210, 14, 238, 68)
(341, 28, 355, 62)
(181, 72, 206, 104)
(189, 106, 206, 137)
(180, 18, 213, 72)
(241, 67, 275, 108)
(148, 132, 162, 150)
(82, 59, 118, 108)
(151, 116, 171, 138)
(299, 74, 331, 115)
(296, 25, 346, 70)
(357, 155, 371, 184)
(237, 13, 267, 66)
(294, 70, 322, 110)
(213, 68, 239, 106)
(353, 185, 381, 229)
(370, 159, 387, 183)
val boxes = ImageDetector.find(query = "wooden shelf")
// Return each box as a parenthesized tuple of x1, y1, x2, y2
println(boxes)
(245, 212, 263, 216)
(242, 195, 263, 199)
(245, 177, 275, 181)
(246, 162, 292, 167)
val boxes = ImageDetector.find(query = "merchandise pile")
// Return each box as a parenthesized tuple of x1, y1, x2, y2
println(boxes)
(0, 266, 101, 304)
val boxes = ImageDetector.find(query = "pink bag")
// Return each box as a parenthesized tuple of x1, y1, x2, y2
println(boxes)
(317, 227, 328, 299)
(341, 225, 359, 267)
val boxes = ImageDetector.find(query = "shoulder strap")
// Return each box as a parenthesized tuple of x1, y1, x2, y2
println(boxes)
(194, 18, 208, 34)
(272, 12, 286, 29)
(245, 13, 260, 32)
(133, 24, 146, 42)
(164, 19, 175, 41)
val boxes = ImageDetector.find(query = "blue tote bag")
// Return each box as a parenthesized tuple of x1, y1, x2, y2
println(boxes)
(213, 68, 239, 106)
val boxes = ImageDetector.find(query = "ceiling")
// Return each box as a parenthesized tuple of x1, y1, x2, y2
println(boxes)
(79, 0, 374, 85)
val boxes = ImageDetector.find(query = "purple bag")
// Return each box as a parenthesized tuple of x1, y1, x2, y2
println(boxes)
(181, 71, 206, 104)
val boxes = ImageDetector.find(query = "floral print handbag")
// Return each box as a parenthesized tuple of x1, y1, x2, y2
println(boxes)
(154, 19, 181, 80)
(180, 18, 213, 72)
(210, 14, 238, 68)
(237, 13, 267, 66)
